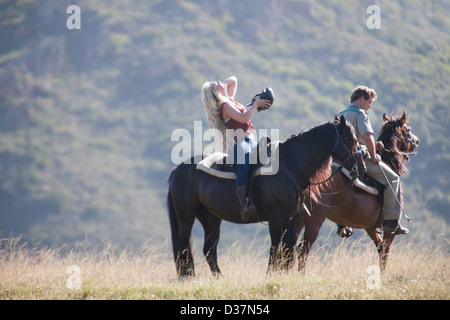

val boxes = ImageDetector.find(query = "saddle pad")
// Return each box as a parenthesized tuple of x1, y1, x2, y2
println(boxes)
(333, 162, 379, 195)
(196, 141, 280, 179)
(197, 152, 236, 179)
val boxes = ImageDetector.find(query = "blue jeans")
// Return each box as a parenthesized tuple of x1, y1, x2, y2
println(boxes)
(233, 135, 257, 187)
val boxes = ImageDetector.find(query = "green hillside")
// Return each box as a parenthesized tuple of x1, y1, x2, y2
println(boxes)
(0, 0, 448, 249)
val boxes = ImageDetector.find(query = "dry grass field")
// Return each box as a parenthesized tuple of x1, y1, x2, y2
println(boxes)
(0, 236, 448, 300)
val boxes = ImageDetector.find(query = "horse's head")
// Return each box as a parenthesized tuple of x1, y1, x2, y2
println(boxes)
(332, 115, 367, 179)
(382, 111, 420, 155)
(379, 111, 419, 174)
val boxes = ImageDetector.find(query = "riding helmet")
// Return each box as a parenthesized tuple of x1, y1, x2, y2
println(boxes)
(246, 87, 275, 111)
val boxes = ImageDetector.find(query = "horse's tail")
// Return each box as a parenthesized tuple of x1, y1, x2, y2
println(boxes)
(167, 190, 179, 260)
(167, 167, 178, 261)
(167, 169, 179, 262)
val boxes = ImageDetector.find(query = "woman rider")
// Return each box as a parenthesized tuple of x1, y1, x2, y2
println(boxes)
(202, 76, 271, 221)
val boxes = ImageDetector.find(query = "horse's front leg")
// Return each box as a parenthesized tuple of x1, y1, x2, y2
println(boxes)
(280, 213, 303, 270)
(366, 227, 395, 272)
(267, 209, 287, 272)
(379, 232, 396, 272)
(297, 219, 323, 271)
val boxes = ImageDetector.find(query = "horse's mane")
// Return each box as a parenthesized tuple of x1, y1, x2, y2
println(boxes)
(285, 121, 331, 144)
(377, 112, 410, 175)
(283, 122, 333, 195)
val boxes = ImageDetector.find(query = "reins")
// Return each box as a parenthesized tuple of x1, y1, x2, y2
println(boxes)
(311, 121, 416, 220)
(279, 121, 360, 217)
(383, 148, 418, 157)
(308, 178, 355, 209)
(377, 162, 410, 223)
(304, 122, 361, 211)
(377, 126, 416, 223)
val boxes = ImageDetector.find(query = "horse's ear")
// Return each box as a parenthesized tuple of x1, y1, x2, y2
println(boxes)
(334, 115, 339, 122)
(383, 113, 389, 123)
(399, 110, 407, 123)
(339, 115, 346, 126)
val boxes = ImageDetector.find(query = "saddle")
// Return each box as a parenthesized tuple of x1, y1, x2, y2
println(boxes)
(334, 162, 384, 196)
(196, 137, 280, 179)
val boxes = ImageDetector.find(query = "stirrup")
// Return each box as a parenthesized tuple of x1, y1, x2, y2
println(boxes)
(240, 202, 257, 222)
(392, 224, 409, 235)
(383, 220, 409, 235)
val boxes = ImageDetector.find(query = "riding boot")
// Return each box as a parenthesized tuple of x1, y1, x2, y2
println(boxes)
(383, 220, 409, 235)
(336, 224, 354, 238)
(236, 185, 257, 222)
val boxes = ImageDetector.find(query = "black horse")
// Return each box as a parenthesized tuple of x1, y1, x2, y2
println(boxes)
(167, 115, 363, 278)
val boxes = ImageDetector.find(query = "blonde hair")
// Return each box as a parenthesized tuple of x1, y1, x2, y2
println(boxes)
(202, 81, 234, 153)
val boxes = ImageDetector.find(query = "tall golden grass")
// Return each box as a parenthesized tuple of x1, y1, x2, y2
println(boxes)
(0, 236, 448, 300)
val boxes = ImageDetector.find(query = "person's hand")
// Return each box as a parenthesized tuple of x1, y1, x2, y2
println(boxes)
(371, 153, 381, 164)
(376, 141, 384, 152)
(254, 97, 271, 110)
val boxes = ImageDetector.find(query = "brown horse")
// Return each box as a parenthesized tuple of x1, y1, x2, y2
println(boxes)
(167, 116, 364, 278)
(287, 111, 419, 272)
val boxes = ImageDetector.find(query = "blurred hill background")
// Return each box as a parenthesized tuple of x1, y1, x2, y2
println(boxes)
(0, 0, 448, 251)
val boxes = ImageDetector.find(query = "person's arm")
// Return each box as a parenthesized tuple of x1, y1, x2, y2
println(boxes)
(363, 132, 381, 163)
(221, 97, 271, 123)
(223, 76, 237, 99)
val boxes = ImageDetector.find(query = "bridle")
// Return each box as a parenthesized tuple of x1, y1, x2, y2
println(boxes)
(310, 119, 419, 215)
(297, 122, 359, 216)
(280, 121, 361, 191)
(382, 125, 419, 164)
(393, 127, 418, 155)
(330, 121, 360, 180)
(279, 121, 361, 218)
(305, 122, 361, 210)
